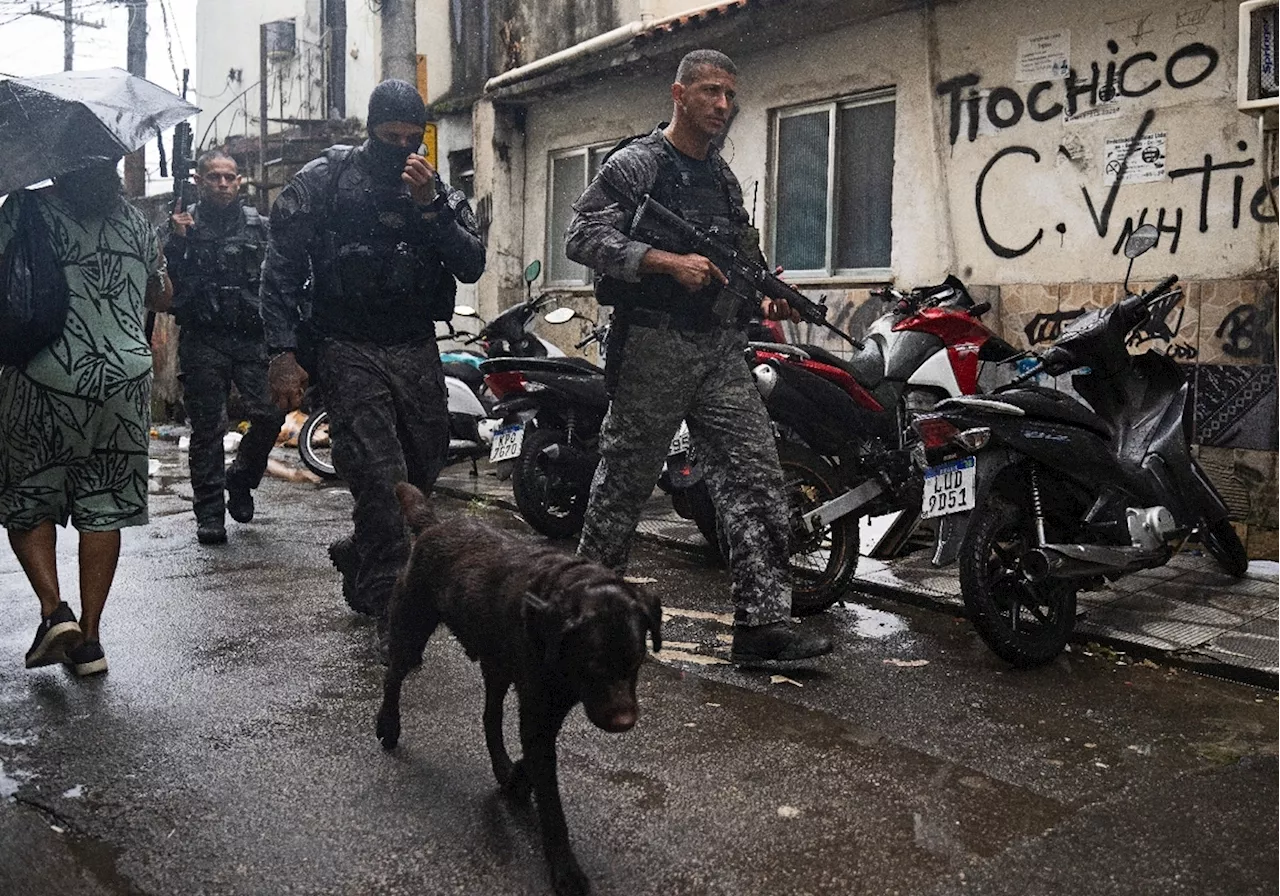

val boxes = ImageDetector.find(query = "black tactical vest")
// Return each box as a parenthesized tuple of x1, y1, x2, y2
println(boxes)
(309, 146, 455, 344)
(595, 130, 751, 319)
(170, 201, 267, 332)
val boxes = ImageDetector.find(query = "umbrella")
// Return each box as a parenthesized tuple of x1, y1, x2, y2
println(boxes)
(0, 67, 199, 196)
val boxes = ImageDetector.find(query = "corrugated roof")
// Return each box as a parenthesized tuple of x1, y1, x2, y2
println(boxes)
(634, 0, 756, 40)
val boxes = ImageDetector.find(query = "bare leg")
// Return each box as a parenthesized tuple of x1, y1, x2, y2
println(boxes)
(77, 530, 120, 642)
(8, 521, 61, 617)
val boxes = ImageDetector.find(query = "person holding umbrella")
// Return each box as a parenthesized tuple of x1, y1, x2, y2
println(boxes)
(0, 69, 194, 676)
(0, 157, 173, 676)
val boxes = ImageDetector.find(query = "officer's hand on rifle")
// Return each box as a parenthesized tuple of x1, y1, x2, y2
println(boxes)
(268, 351, 309, 413)
(762, 265, 802, 323)
(170, 196, 194, 237)
(403, 153, 439, 207)
(644, 249, 728, 293)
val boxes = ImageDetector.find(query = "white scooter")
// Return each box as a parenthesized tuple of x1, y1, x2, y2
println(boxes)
(299, 261, 568, 480)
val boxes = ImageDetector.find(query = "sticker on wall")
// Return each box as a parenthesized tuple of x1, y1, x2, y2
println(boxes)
(1016, 31, 1071, 82)
(1064, 98, 1122, 124)
(1104, 132, 1167, 184)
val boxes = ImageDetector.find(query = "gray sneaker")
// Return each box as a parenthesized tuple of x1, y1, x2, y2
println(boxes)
(25, 603, 82, 668)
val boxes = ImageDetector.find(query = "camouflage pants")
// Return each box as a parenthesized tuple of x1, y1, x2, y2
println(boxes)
(577, 325, 792, 626)
(319, 337, 448, 616)
(179, 329, 285, 527)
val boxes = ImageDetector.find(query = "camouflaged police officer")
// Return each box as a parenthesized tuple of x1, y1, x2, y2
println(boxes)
(259, 79, 485, 663)
(166, 150, 285, 546)
(566, 49, 833, 667)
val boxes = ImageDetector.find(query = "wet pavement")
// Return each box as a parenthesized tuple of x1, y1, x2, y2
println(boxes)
(0, 439, 1275, 895)
(432, 458, 1280, 689)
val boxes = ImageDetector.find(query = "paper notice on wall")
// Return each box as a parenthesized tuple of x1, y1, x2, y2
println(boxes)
(1064, 98, 1122, 124)
(1103, 132, 1167, 184)
(1017, 31, 1070, 82)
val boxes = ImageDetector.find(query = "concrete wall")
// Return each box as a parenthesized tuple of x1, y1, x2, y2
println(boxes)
(488, 0, 1277, 552)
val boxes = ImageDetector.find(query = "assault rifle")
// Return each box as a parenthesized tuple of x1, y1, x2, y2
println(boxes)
(170, 69, 196, 215)
(630, 194, 860, 349)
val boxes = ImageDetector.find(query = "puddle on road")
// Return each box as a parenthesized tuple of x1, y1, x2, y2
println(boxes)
(0, 759, 27, 799)
(838, 603, 910, 640)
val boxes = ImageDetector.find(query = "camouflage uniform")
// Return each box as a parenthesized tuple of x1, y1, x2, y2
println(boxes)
(165, 200, 284, 531)
(260, 143, 485, 617)
(566, 127, 792, 627)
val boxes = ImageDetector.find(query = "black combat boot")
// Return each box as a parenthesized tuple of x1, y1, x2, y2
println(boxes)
(329, 536, 369, 614)
(226, 483, 254, 523)
(729, 622, 833, 666)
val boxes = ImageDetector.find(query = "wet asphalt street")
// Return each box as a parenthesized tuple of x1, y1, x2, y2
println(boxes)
(1, 440, 1276, 896)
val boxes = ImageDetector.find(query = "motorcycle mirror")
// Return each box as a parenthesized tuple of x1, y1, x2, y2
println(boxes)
(544, 307, 577, 325)
(454, 305, 478, 318)
(523, 260, 542, 283)
(1123, 224, 1159, 259)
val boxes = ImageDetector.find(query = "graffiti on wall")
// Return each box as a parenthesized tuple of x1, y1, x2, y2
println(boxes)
(937, 34, 1279, 260)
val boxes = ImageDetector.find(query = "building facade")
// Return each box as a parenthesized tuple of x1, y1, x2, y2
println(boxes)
(468, 0, 1277, 554)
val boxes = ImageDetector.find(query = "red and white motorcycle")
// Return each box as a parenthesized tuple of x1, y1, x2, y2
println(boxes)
(745, 275, 1021, 613)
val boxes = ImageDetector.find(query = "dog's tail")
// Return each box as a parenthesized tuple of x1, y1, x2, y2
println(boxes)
(394, 481, 437, 535)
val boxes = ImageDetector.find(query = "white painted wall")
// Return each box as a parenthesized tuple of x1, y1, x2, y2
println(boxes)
(514, 0, 1275, 289)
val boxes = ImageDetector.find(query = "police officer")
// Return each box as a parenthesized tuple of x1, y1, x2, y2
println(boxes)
(166, 150, 285, 546)
(260, 79, 485, 661)
(566, 49, 832, 666)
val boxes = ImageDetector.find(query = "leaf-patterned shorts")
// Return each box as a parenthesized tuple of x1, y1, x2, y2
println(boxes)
(0, 367, 151, 532)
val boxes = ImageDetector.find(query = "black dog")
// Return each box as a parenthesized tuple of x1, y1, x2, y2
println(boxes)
(376, 483, 662, 896)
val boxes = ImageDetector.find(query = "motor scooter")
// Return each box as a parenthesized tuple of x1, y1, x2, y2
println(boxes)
(482, 310, 720, 543)
(298, 261, 567, 480)
(745, 276, 1020, 613)
(910, 224, 1247, 667)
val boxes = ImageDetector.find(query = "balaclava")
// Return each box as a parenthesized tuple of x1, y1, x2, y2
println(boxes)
(365, 79, 427, 182)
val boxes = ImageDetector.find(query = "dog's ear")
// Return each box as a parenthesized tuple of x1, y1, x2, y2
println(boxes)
(523, 591, 563, 666)
(634, 586, 662, 653)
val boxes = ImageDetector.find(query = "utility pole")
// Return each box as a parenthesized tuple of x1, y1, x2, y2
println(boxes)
(123, 0, 146, 196)
(379, 0, 416, 83)
(27, 1, 106, 70)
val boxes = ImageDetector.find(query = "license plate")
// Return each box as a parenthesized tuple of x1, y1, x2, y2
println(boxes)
(489, 423, 525, 462)
(921, 456, 976, 519)
(668, 422, 691, 457)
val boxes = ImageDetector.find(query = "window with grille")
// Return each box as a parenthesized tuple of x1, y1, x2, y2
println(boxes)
(773, 89, 896, 278)
(546, 143, 614, 285)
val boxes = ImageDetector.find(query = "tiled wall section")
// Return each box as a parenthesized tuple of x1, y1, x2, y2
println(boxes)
(785, 278, 1278, 557)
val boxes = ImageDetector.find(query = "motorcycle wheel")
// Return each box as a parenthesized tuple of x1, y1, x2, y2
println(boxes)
(777, 442, 860, 616)
(299, 409, 339, 481)
(960, 495, 1076, 668)
(1202, 517, 1248, 577)
(512, 428, 589, 540)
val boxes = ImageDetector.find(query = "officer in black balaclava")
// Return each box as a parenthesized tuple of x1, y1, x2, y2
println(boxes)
(259, 79, 486, 663)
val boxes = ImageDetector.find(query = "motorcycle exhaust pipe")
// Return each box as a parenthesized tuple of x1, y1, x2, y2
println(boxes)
(539, 442, 598, 476)
(1021, 543, 1169, 582)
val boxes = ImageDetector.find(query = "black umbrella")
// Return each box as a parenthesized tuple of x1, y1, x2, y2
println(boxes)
(0, 67, 199, 196)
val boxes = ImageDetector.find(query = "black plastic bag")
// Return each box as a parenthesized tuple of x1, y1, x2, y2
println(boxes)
(0, 192, 70, 367)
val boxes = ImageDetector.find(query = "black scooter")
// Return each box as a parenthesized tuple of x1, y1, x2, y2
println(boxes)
(910, 223, 1247, 667)
(481, 307, 719, 543)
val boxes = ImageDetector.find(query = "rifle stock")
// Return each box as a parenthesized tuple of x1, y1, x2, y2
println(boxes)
(632, 194, 860, 348)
